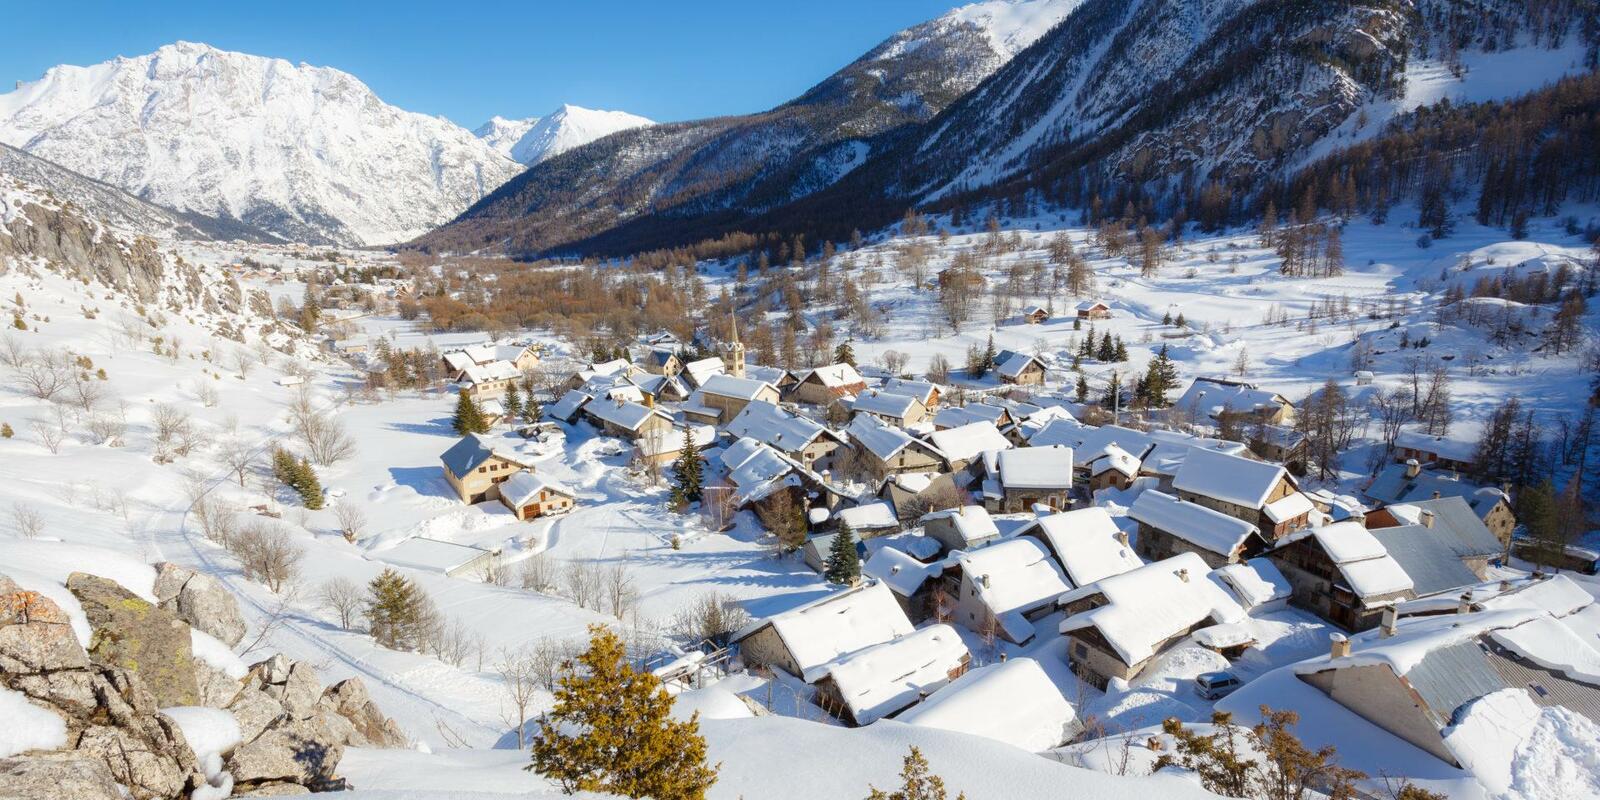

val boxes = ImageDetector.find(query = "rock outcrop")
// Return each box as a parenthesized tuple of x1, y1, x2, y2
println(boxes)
(66, 572, 198, 708)
(153, 561, 248, 647)
(1, 570, 409, 799)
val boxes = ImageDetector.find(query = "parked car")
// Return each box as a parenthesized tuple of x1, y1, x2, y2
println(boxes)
(1194, 671, 1242, 700)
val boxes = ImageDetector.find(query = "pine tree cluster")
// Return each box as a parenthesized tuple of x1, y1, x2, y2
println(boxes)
(272, 446, 324, 509)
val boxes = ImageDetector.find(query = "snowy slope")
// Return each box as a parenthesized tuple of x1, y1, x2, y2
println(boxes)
(0, 41, 522, 246)
(477, 105, 654, 165)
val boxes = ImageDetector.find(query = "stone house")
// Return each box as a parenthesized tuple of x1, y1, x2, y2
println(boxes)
(847, 416, 946, 480)
(850, 390, 930, 428)
(994, 351, 1047, 386)
(725, 401, 848, 473)
(1267, 521, 1414, 631)
(791, 363, 868, 406)
(950, 537, 1070, 644)
(1128, 489, 1263, 569)
(985, 445, 1074, 513)
(682, 374, 782, 425)
(1172, 448, 1311, 539)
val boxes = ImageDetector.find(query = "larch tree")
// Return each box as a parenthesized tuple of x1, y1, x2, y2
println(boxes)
(530, 626, 718, 800)
(866, 747, 965, 800)
(835, 338, 858, 367)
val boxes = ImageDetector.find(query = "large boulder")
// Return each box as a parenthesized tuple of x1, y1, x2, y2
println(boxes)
(0, 754, 123, 800)
(316, 678, 408, 748)
(0, 579, 88, 674)
(245, 655, 322, 719)
(194, 658, 243, 708)
(76, 724, 196, 800)
(227, 716, 344, 790)
(66, 572, 198, 708)
(228, 684, 290, 744)
(152, 562, 247, 648)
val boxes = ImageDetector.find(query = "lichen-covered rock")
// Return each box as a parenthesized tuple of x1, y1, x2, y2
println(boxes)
(75, 717, 203, 800)
(152, 562, 247, 647)
(227, 686, 289, 745)
(0, 754, 123, 800)
(245, 655, 321, 719)
(66, 572, 198, 708)
(0, 586, 88, 674)
(316, 677, 408, 748)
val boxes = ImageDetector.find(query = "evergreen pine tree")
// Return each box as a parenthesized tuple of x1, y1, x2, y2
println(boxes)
(504, 382, 524, 421)
(453, 392, 488, 435)
(1096, 333, 1115, 362)
(1075, 374, 1089, 403)
(1174, 312, 1187, 328)
(834, 338, 857, 367)
(1162, 310, 1173, 326)
(1113, 337, 1128, 362)
(824, 522, 861, 585)
(365, 568, 426, 650)
(297, 457, 324, 510)
(981, 334, 997, 374)
(524, 392, 543, 424)
(1103, 370, 1123, 410)
(531, 626, 718, 800)
(672, 435, 704, 507)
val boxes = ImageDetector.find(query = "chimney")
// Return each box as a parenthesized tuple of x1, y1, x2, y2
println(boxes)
(1419, 510, 1435, 528)
(980, 574, 991, 589)
(1498, 579, 1513, 592)
(1114, 530, 1130, 547)
(1176, 568, 1190, 583)
(1431, 491, 1441, 500)
(1404, 459, 1421, 479)
(890, 564, 902, 576)
(1458, 591, 1473, 615)
(1330, 632, 1351, 658)
(1380, 606, 1399, 638)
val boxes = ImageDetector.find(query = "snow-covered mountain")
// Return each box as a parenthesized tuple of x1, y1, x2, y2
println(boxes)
(420, 0, 1080, 256)
(475, 105, 654, 165)
(0, 41, 522, 247)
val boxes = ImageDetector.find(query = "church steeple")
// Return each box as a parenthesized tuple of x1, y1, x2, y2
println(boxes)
(724, 307, 745, 379)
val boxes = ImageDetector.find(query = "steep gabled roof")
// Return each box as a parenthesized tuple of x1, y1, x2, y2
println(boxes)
(996, 445, 1074, 490)
(440, 433, 528, 477)
(1173, 448, 1288, 509)
(801, 363, 866, 389)
(851, 390, 923, 419)
(927, 421, 1012, 463)
(1020, 507, 1142, 588)
(725, 401, 835, 451)
(1129, 490, 1260, 558)
(700, 373, 778, 401)
(1058, 553, 1246, 666)
(501, 470, 575, 506)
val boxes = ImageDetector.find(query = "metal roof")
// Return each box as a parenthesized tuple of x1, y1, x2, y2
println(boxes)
(1406, 640, 1509, 727)
(1370, 525, 1482, 597)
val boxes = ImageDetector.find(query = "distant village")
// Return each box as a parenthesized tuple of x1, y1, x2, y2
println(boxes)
(373, 297, 1600, 758)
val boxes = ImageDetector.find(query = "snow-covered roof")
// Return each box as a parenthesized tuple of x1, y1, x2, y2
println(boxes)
(738, 581, 915, 682)
(700, 373, 778, 401)
(379, 537, 494, 573)
(1212, 558, 1293, 610)
(459, 359, 521, 385)
(1395, 431, 1477, 462)
(500, 470, 574, 506)
(1026, 417, 1091, 448)
(585, 398, 669, 432)
(682, 357, 725, 386)
(852, 390, 922, 419)
(1076, 300, 1109, 311)
(864, 546, 943, 597)
(837, 501, 900, 532)
(1262, 491, 1314, 524)
(1088, 442, 1140, 478)
(1292, 608, 1541, 679)
(547, 389, 592, 421)
(959, 538, 1071, 642)
(1129, 490, 1259, 558)
(587, 358, 632, 377)
(720, 437, 769, 471)
(1364, 465, 1508, 520)
(1476, 574, 1594, 618)
(897, 657, 1078, 752)
(1059, 553, 1246, 666)
(1172, 448, 1287, 509)
(636, 424, 716, 458)
(1021, 507, 1142, 588)
(927, 421, 1012, 463)
(1309, 521, 1414, 599)
(848, 415, 924, 461)
(822, 624, 969, 725)
(933, 404, 1008, 429)
(881, 378, 939, 405)
(726, 441, 797, 489)
(919, 506, 999, 546)
(440, 433, 528, 477)
(995, 350, 1045, 379)
(1175, 376, 1289, 420)
(802, 363, 866, 389)
(1367, 525, 1483, 597)
(997, 445, 1073, 490)
(725, 401, 833, 451)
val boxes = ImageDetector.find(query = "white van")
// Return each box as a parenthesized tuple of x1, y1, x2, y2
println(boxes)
(1194, 671, 1242, 700)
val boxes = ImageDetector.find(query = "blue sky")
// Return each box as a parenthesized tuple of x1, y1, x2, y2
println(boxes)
(1, 0, 962, 127)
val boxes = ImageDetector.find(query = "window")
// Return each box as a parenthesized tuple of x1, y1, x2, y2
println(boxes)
(478, 467, 486, 474)
(1073, 642, 1089, 659)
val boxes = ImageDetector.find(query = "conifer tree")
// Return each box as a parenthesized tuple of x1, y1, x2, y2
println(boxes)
(453, 392, 488, 435)
(1096, 333, 1116, 362)
(504, 382, 524, 421)
(1075, 374, 1089, 403)
(671, 436, 704, 508)
(1103, 370, 1123, 411)
(365, 568, 426, 650)
(834, 338, 857, 367)
(524, 393, 543, 424)
(297, 457, 325, 510)
(1162, 310, 1173, 326)
(825, 521, 861, 585)
(531, 626, 718, 800)
(1174, 312, 1187, 328)
(981, 334, 997, 375)
(1141, 345, 1179, 407)
(867, 747, 965, 800)
(1113, 336, 1128, 362)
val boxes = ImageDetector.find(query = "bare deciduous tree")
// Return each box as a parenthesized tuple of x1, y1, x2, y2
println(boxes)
(495, 645, 542, 750)
(318, 576, 364, 629)
(332, 500, 367, 541)
(29, 418, 64, 454)
(601, 563, 638, 620)
(519, 553, 557, 594)
(671, 591, 752, 647)
(151, 403, 195, 462)
(298, 410, 355, 466)
(233, 521, 303, 593)
(12, 502, 45, 539)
